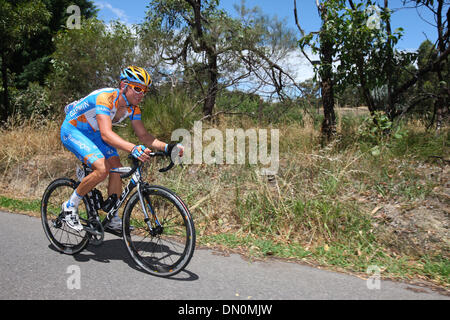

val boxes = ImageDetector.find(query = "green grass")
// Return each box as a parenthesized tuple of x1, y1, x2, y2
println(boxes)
(389, 128, 450, 160)
(0, 196, 41, 213)
(198, 231, 449, 285)
(421, 255, 450, 283)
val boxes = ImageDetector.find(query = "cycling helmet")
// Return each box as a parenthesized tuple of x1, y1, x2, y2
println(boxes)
(120, 66, 152, 87)
(119, 66, 151, 106)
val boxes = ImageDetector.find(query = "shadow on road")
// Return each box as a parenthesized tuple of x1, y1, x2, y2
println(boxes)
(47, 238, 199, 282)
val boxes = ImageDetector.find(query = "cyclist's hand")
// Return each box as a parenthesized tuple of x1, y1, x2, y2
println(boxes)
(175, 144, 184, 157)
(131, 145, 151, 162)
(165, 143, 184, 162)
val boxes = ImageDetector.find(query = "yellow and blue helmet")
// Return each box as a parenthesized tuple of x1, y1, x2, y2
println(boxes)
(120, 66, 152, 87)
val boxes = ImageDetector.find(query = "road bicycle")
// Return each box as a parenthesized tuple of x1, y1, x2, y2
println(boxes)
(41, 152, 195, 277)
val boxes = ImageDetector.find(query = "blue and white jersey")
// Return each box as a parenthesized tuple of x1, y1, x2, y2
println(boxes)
(64, 88, 142, 133)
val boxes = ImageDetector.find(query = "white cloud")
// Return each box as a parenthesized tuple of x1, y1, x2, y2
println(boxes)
(281, 48, 317, 83)
(95, 1, 129, 23)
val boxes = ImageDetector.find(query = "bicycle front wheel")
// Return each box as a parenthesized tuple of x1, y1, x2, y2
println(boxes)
(122, 185, 195, 277)
(41, 178, 90, 255)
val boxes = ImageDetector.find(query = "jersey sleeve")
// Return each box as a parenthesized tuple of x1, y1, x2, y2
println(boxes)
(95, 92, 114, 116)
(129, 106, 142, 121)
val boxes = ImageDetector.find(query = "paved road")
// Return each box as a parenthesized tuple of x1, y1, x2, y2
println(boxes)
(0, 210, 448, 300)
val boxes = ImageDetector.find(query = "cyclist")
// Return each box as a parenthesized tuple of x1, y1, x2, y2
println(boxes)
(60, 66, 183, 231)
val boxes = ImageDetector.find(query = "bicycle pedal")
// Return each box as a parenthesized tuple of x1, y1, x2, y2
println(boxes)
(84, 226, 103, 237)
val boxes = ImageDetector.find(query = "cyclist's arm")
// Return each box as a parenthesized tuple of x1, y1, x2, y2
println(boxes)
(97, 114, 136, 153)
(131, 119, 167, 151)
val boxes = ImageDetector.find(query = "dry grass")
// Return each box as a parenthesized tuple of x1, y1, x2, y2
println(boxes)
(0, 115, 77, 197)
(0, 113, 448, 287)
(0, 115, 64, 170)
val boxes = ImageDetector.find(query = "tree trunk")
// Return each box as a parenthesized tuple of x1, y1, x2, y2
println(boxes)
(433, 0, 448, 134)
(1, 51, 10, 123)
(318, 4, 336, 141)
(203, 53, 218, 118)
(185, 0, 218, 119)
(434, 71, 448, 135)
(320, 71, 336, 140)
(383, 0, 396, 120)
(356, 55, 377, 114)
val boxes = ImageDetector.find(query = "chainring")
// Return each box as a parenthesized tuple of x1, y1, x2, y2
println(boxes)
(86, 217, 104, 246)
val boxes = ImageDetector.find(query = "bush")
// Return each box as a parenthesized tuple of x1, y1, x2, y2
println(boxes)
(10, 82, 54, 118)
(357, 111, 408, 156)
(116, 88, 201, 143)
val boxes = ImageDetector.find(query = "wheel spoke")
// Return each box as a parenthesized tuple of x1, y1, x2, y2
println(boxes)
(41, 179, 90, 254)
(123, 187, 195, 277)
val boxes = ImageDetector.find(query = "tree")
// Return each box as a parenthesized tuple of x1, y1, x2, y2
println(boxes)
(0, 0, 97, 122)
(348, 0, 449, 125)
(337, 0, 410, 115)
(11, 0, 97, 89)
(405, 0, 449, 132)
(412, 40, 441, 117)
(296, 0, 448, 133)
(144, 0, 224, 117)
(295, 0, 344, 140)
(144, 0, 299, 119)
(49, 19, 137, 108)
(416, 39, 450, 129)
(232, 3, 301, 103)
(0, 0, 51, 122)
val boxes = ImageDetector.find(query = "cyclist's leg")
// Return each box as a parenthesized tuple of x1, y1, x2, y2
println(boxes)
(60, 122, 109, 196)
(102, 156, 124, 229)
(91, 134, 122, 197)
(89, 136, 123, 229)
(105, 156, 122, 196)
(76, 158, 109, 195)
(60, 122, 108, 230)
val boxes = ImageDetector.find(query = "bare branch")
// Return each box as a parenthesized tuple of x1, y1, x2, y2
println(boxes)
(293, 0, 305, 37)
(293, 0, 316, 66)
(391, 45, 450, 112)
(347, 0, 356, 10)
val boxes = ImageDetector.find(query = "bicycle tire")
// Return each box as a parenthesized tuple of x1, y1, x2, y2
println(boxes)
(41, 178, 90, 255)
(122, 185, 195, 277)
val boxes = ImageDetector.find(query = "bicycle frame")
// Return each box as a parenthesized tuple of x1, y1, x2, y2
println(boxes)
(81, 162, 160, 237)
(42, 149, 195, 276)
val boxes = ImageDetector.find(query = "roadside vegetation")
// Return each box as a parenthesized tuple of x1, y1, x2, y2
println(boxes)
(1, 102, 448, 289)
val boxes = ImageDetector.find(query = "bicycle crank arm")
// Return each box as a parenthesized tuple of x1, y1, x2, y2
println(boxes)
(83, 218, 105, 245)
(83, 226, 103, 237)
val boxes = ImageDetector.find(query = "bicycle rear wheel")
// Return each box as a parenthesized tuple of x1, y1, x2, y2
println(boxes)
(122, 185, 195, 277)
(41, 178, 90, 255)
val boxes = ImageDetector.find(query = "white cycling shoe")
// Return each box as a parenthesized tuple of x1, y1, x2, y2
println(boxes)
(62, 201, 84, 232)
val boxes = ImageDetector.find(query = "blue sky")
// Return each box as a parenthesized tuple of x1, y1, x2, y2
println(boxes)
(94, 0, 441, 50)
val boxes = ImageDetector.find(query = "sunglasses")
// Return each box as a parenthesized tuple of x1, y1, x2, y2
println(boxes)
(128, 83, 148, 94)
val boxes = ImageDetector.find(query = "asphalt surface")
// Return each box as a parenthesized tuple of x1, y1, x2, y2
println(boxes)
(0, 210, 448, 300)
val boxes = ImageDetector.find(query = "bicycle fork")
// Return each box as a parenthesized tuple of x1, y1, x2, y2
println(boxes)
(137, 183, 163, 237)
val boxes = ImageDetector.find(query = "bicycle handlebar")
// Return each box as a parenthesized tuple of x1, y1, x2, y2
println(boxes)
(118, 151, 175, 179)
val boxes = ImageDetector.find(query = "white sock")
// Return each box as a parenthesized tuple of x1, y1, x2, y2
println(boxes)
(67, 190, 83, 208)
